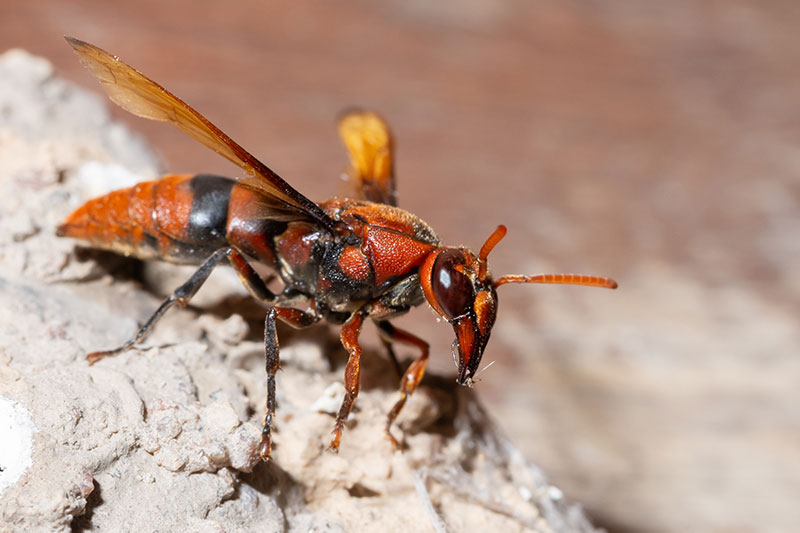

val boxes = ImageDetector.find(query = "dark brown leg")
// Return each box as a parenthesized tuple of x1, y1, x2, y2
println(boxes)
(327, 311, 365, 453)
(197, 249, 324, 459)
(259, 305, 320, 461)
(377, 321, 430, 450)
(379, 334, 404, 378)
(86, 248, 231, 364)
(225, 248, 282, 303)
(220, 248, 323, 460)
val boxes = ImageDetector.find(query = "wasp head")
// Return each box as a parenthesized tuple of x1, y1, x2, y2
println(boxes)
(420, 227, 506, 386)
(421, 225, 617, 387)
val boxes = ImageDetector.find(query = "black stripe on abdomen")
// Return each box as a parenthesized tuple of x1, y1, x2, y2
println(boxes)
(187, 174, 235, 246)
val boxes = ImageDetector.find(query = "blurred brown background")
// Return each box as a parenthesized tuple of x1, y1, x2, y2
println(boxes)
(2, 1, 799, 531)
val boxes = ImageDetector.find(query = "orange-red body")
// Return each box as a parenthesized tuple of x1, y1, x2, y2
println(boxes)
(59, 36, 617, 459)
(59, 174, 441, 323)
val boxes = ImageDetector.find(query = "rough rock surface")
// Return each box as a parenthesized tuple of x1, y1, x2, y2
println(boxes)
(0, 49, 599, 533)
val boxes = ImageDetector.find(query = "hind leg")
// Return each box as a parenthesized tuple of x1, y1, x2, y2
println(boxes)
(87, 246, 287, 364)
(86, 248, 232, 364)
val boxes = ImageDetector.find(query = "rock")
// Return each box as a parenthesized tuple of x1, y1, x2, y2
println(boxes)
(0, 48, 599, 533)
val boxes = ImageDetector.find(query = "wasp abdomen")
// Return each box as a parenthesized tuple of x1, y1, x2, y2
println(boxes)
(58, 174, 234, 264)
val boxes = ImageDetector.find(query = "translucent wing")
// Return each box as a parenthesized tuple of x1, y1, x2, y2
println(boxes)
(65, 36, 335, 231)
(338, 109, 397, 206)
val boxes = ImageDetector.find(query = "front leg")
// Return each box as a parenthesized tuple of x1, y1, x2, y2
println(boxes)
(327, 310, 366, 453)
(376, 321, 430, 449)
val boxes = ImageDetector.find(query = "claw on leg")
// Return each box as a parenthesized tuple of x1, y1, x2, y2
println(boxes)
(259, 423, 272, 461)
(327, 426, 343, 453)
(86, 350, 111, 365)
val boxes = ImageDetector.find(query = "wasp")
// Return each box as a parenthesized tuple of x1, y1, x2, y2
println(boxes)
(57, 37, 617, 461)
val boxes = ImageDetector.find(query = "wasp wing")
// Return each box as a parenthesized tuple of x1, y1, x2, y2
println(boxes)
(337, 109, 397, 206)
(65, 36, 335, 231)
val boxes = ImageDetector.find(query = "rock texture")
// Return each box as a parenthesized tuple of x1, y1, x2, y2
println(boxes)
(0, 49, 598, 533)
(5, 4, 800, 531)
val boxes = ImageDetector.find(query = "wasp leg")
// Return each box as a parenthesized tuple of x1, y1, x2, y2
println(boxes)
(327, 310, 366, 453)
(86, 248, 231, 365)
(260, 306, 320, 461)
(378, 332, 404, 378)
(186, 247, 318, 461)
(376, 321, 430, 450)
(152, 247, 319, 461)
(224, 248, 282, 303)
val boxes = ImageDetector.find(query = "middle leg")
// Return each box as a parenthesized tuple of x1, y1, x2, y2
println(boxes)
(224, 248, 322, 460)
(259, 306, 320, 461)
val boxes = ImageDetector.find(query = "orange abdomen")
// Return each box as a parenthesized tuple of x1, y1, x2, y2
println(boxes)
(58, 174, 234, 264)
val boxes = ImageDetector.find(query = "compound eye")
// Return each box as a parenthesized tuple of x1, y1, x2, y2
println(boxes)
(432, 249, 473, 319)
